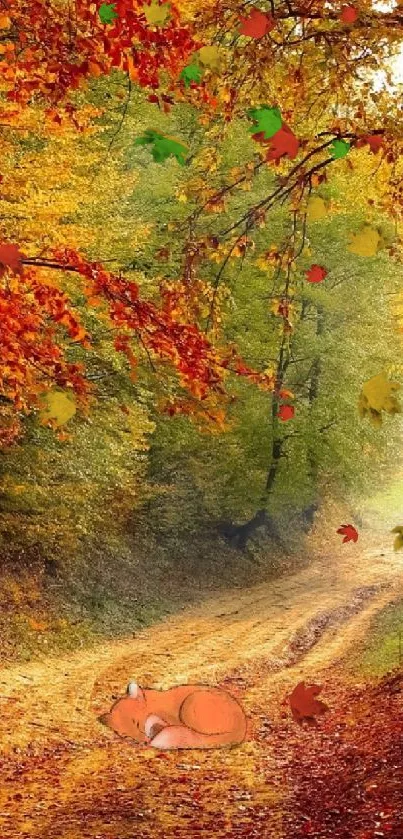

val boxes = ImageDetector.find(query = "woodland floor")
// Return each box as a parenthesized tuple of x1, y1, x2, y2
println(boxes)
(1, 523, 403, 839)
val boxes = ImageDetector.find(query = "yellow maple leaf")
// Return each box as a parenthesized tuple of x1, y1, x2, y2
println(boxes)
(348, 225, 380, 257)
(198, 45, 221, 70)
(307, 196, 328, 221)
(39, 390, 77, 428)
(143, 1, 171, 25)
(358, 373, 401, 428)
(0, 14, 11, 28)
(361, 373, 400, 413)
(391, 527, 403, 552)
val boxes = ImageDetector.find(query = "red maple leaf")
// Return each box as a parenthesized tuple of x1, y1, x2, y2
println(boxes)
(288, 681, 329, 726)
(337, 523, 359, 543)
(265, 124, 299, 162)
(357, 134, 384, 155)
(278, 404, 294, 421)
(239, 9, 275, 38)
(340, 5, 358, 23)
(0, 242, 24, 275)
(305, 265, 328, 283)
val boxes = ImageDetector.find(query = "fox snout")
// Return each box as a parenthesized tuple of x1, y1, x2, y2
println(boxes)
(98, 712, 111, 727)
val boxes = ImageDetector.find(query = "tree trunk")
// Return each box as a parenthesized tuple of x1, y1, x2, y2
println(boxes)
(303, 304, 324, 530)
(219, 331, 291, 552)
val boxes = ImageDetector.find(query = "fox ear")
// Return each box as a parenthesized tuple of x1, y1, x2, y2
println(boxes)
(127, 681, 145, 700)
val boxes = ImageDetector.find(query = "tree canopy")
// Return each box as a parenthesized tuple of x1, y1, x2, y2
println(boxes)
(1, 0, 403, 554)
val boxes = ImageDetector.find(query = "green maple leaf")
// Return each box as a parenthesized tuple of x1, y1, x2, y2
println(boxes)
(247, 105, 282, 139)
(135, 130, 189, 165)
(180, 63, 203, 88)
(330, 138, 350, 159)
(98, 3, 118, 24)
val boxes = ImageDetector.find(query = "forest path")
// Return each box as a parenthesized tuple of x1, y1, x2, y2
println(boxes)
(1, 527, 402, 838)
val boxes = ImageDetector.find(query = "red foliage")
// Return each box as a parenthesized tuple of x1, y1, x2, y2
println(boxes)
(0, 0, 198, 105)
(280, 672, 403, 838)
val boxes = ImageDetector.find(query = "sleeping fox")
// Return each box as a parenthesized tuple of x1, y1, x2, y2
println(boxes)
(99, 680, 247, 750)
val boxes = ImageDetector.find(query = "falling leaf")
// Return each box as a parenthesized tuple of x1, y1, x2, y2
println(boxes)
(39, 390, 77, 428)
(330, 138, 350, 159)
(265, 124, 299, 161)
(198, 46, 221, 71)
(358, 372, 401, 427)
(28, 617, 48, 631)
(307, 196, 328, 221)
(337, 524, 359, 543)
(98, 2, 118, 24)
(391, 526, 403, 551)
(305, 265, 327, 283)
(348, 226, 380, 257)
(278, 404, 295, 421)
(247, 105, 282, 140)
(180, 63, 203, 87)
(134, 130, 189, 165)
(142, 1, 171, 26)
(288, 681, 329, 726)
(357, 134, 384, 154)
(340, 5, 358, 23)
(239, 9, 275, 38)
(0, 242, 24, 274)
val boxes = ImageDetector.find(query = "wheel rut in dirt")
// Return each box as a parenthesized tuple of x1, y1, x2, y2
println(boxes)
(220, 583, 388, 690)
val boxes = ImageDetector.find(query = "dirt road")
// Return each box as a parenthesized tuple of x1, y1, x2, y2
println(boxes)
(1, 533, 402, 838)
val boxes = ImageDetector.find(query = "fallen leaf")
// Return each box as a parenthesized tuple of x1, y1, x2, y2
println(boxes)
(305, 264, 327, 283)
(288, 681, 329, 726)
(337, 524, 359, 543)
(239, 9, 275, 38)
